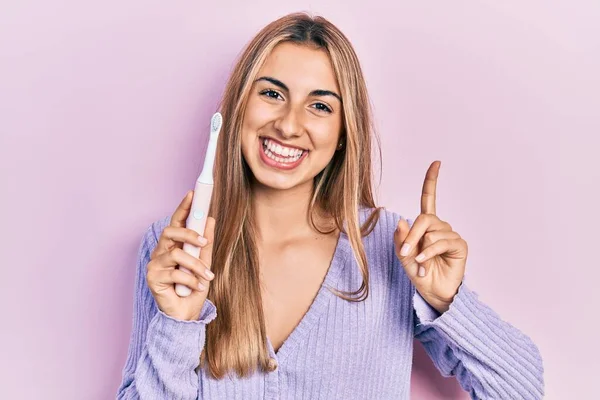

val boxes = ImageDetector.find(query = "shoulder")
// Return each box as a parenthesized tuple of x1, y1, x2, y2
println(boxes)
(138, 214, 171, 254)
(357, 206, 413, 240)
(353, 206, 414, 297)
(353, 206, 413, 267)
(355, 206, 416, 275)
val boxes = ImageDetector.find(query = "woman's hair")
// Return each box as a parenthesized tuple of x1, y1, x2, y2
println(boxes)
(203, 11, 383, 378)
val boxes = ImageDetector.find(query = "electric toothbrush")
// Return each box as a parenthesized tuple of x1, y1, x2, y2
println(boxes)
(176, 112, 222, 297)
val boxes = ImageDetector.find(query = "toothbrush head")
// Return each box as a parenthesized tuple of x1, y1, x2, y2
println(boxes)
(197, 112, 222, 184)
(211, 112, 223, 135)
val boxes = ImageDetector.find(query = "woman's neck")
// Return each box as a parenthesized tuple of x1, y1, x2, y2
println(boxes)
(251, 180, 326, 244)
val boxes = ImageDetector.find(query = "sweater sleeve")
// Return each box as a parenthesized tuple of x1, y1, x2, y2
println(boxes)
(391, 214, 545, 399)
(412, 283, 545, 399)
(116, 222, 217, 400)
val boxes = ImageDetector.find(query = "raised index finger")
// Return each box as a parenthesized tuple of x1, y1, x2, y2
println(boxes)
(170, 190, 194, 228)
(420, 161, 441, 215)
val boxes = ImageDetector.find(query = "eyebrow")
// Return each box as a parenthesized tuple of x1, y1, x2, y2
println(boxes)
(255, 76, 342, 103)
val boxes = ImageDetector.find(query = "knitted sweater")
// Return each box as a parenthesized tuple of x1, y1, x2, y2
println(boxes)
(116, 208, 544, 399)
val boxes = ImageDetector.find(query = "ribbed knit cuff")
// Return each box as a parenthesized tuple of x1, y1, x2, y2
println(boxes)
(146, 299, 217, 370)
(415, 282, 477, 329)
(156, 298, 218, 325)
(413, 289, 442, 324)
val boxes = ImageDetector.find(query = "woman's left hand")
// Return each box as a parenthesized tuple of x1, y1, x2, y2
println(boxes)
(394, 161, 468, 314)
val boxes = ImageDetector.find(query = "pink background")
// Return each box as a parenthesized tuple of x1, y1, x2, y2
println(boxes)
(1, 1, 598, 399)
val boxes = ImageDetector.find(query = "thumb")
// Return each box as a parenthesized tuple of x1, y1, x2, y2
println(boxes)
(395, 216, 422, 279)
(395, 217, 408, 256)
(394, 216, 415, 263)
(199, 216, 216, 269)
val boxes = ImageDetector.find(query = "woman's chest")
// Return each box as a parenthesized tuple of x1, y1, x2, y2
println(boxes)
(259, 235, 338, 352)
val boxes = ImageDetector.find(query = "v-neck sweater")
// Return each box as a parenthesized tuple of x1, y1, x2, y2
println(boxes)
(116, 208, 544, 399)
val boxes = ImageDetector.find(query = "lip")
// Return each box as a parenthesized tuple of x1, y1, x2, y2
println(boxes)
(258, 137, 308, 171)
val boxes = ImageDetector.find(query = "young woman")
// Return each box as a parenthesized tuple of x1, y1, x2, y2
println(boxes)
(117, 12, 544, 400)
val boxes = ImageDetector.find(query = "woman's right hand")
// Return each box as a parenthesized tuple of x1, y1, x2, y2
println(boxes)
(146, 190, 216, 321)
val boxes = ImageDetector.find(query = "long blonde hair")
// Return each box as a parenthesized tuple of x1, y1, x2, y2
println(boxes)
(203, 11, 383, 378)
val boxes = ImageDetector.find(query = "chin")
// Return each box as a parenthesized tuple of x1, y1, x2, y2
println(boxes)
(252, 170, 311, 191)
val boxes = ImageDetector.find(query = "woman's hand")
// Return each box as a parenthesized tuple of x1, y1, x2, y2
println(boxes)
(394, 161, 468, 314)
(146, 191, 216, 321)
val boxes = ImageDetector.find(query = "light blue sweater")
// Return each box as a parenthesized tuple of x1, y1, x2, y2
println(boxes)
(116, 208, 544, 399)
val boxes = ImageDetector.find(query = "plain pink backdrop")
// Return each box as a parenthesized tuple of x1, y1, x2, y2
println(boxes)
(1, 1, 598, 399)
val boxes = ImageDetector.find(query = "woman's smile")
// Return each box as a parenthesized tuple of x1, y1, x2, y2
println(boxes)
(257, 136, 309, 171)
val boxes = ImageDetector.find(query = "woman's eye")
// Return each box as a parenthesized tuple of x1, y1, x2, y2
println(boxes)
(260, 89, 282, 100)
(260, 90, 331, 114)
(312, 103, 332, 113)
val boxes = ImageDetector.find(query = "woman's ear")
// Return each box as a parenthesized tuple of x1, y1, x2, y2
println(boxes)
(336, 130, 346, 151)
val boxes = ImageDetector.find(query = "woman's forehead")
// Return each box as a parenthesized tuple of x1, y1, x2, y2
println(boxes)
(258, 42, 340, 94)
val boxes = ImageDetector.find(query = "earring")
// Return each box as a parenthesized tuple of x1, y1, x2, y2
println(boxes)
(337, 141, 344, 150)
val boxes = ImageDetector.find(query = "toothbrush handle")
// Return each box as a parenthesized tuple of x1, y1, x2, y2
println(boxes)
(176, 181, 213, 297)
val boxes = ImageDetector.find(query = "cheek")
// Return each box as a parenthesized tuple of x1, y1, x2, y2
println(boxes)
(240, 99, 262, 149)
(243, 97, 273, 130)
(309, 120, 342, 149)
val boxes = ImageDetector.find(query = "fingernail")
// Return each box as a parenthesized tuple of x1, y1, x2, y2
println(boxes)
(415, 253, 425, 262)
(400, 243, 411, 257)
(418, 266, 426, 277)
(205, 270, 215, 279)
(198, 282, 207, 291)
(398, 217, 404, 227)
(198, 236, 208, 245)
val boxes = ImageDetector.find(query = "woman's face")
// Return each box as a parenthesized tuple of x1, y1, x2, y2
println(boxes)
(241, 42, 343, 192)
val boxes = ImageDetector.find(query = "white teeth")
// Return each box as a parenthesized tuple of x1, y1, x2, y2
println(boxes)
(262, 138, 304, 158)
(264, 146, 302, 164)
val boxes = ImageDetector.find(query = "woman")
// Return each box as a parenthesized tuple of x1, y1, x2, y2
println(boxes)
(117, 12, 544, 399)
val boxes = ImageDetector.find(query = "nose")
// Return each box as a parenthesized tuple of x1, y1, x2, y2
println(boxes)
(273, 104, 303, 139)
